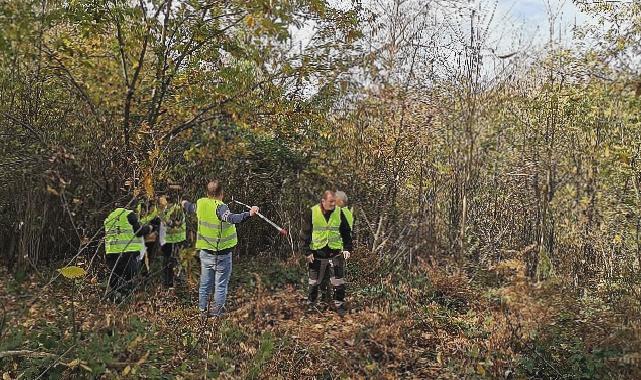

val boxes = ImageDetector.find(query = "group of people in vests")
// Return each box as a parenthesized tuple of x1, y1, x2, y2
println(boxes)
(103, 189, 190, 298)
(104, 180, 354, 317)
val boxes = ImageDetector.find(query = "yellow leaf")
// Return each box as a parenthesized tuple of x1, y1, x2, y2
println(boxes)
(3, 373, 12, 380)
(246, 15, 255, 28)
(46, 185, 60, 196)
(142, 170, 154, 199)
(128, 336, 143, 351)
(123, 365, 131, 376)
(476, 363, 486, 375)
(613, 234, 622, 245)
(436, 351, 443, 364)
(136, 351, 149, 365)
(58, 266, 86, 279)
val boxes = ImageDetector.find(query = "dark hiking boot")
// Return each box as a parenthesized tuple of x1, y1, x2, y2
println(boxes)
(336, 303, 347, 317)
(306, 300, 319, 315)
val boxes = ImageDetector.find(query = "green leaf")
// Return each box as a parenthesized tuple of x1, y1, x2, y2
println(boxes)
(58, 266, 86, 279)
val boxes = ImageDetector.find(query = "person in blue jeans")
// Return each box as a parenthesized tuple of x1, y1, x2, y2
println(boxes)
(182, 180, 259, 317)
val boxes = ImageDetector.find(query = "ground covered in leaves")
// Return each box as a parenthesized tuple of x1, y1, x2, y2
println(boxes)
(1, 251, 639, 379)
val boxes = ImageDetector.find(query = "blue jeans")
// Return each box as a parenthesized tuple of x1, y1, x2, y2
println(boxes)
(198, 250, 232, 315)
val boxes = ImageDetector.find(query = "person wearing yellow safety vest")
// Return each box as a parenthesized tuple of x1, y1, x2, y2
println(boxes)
(104, 201, 156, 298)
(136, 199, 162, 276)
(182, 180, 259, 318)
(300, 190, 353, 316)
(319, 190, 354, 306)
(159, 194, 186, 288)
(335, 191, 354, 230)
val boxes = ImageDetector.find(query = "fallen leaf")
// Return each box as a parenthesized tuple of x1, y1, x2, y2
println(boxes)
(57, 266, 86, 279)
(137, 351, 149, 365)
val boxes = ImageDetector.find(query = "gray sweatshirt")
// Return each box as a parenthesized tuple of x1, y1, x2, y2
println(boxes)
(182, 200, 250, 224)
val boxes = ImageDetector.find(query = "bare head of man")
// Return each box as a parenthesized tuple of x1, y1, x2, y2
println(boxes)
(320, 190, 336, 212)
(335, 191, 348, 207)
(207, 180, 224, 199)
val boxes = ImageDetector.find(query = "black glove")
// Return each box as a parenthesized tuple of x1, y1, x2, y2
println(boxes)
(151, 216, 162, 229)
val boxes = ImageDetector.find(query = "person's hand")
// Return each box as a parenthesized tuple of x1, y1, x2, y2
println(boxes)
(342, 250, 351, 260)
(306, 254, 314, 264)
(249, 206, 259, 216)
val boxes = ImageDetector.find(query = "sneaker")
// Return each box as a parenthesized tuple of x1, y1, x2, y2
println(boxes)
(199, 311, 222, 319)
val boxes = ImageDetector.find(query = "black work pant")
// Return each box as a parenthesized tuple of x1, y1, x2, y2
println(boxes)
(106, 251, 138, 294)
(161, 242, 180, 287)
(320, 266, 332, 303)
(308, 254, 346, 306)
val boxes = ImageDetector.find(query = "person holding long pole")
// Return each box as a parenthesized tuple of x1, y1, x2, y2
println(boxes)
(182, 180, 259, 318)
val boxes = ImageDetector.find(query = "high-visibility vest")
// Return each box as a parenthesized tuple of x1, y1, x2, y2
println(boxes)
(104, 208, 144, 254)
(195, 198, 238, 251)
(310, 204, 343, 250)
(342, 207, 354, 230)
(163, 204, 186, 244)
(137, 204, 158, 224)
(137, 203, 160, 243)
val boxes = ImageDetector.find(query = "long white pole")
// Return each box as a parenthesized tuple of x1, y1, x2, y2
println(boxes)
(233, 199, 288, 236)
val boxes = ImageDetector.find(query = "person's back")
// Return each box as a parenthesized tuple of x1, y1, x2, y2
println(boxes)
(182, 180, 259, 317)
(104, 208, 143, 255)
(195, 197, 238, 251)
(104, 204, 154, 298)
(159, 194, 186, 288)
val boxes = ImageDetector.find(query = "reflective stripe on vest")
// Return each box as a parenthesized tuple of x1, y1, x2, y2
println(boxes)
(104, 208, 144, 254)
(310, 204, 343, 250)
(137, 204, 159, 224)
(195, 198, 238, 251)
